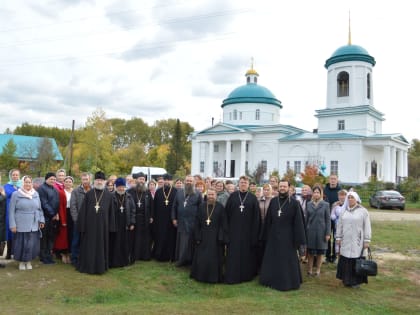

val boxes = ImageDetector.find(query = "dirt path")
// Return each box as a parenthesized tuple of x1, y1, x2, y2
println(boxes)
(369, 210, 420, 221)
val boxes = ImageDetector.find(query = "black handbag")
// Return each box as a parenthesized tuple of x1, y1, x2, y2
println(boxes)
(355, 247, 378, 276)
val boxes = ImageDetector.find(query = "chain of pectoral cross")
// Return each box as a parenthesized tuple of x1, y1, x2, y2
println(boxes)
(238, 191, 249, 212)
(94, 188, 105, 213)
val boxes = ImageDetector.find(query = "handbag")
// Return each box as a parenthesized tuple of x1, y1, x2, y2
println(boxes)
(355, 247, 378, 276)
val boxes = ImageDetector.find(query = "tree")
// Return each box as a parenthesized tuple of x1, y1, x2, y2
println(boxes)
(0, 139, 19, 172)
(76, 108, 116, 174)
(300, 164, 325, 187)
(408, 139, 420, 180)
(251, 162, 266, 184)
(166, 119, 183, 174)
(35, 137, 59, 176)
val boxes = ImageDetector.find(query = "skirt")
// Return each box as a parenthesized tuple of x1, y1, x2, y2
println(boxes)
(13, 231, 41, 262)
(336, 255, 368, 286)
(307, 248, 326, 255)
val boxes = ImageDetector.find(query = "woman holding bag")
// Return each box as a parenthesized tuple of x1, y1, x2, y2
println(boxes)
(336, 190, 371, 288)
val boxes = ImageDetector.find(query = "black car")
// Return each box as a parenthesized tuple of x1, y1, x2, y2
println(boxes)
(369, 190, 405, 210)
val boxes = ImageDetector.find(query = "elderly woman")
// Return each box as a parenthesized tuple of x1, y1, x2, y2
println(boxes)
(9, 176, 45, 270)
(336, 190, 371, 288)
(305, 185, 331, 276)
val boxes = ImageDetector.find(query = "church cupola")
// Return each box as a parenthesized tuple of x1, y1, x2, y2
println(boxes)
(245, 58, 259, 84)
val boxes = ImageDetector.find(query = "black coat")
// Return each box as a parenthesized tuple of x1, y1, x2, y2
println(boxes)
(37, 183, 59, 221)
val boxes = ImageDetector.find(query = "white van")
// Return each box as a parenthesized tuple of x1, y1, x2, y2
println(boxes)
(131, 166, 167, 182)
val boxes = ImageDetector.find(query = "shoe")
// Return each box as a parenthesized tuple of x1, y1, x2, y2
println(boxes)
(26, 262, 33, 270)
(19, 262, 26, 270)
(43, 259, 56, 265)
(351, 285, 360, 289)
(314, 272, 320, 277)
(307, 271, 313, 277)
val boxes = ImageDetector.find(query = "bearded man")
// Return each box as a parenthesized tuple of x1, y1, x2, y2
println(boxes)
(152, 174, 177, 261)
(259, 179, 306, 291)
(127, 172, 153, 261)
(171, 175, 202, 266)
(77, 171, 116, 274)
(109, 178, 135, 267)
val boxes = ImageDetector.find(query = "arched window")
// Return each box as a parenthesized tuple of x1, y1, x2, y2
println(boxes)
(233, 109, 237, 120)
(247, 77, 250, 83)
(367, 73, 371, 99)
(255, 109, 260, 120)
(337, 71, 349, 97)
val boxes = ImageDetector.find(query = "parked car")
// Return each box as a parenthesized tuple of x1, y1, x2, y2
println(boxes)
(369, 190, 405, 210)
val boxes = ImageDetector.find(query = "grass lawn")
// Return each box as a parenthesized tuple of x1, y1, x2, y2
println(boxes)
(1, 220, 419, 315)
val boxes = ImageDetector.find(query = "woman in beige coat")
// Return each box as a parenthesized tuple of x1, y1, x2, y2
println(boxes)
(336, 190, 371, 288)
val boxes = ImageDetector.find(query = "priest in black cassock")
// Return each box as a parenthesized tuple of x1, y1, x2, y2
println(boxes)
(224, 175, 260, 284)
(259, 179, 306, 291)
(171, 175, 202, 266)
(109, 178, 135, 267)
(190, 188, 228, 283)
(151, 174, 177, 262)
(77, 171, 116, 275)
(127, 172, 153, 261)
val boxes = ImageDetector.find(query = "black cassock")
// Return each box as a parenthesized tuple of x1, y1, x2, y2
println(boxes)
(171, 189, 202, 266)
(190, 201, 228, 283)
(152, 185, 177, 261)
(259, 195, 306, 291)
(109, 192, 136, 268)
(77, 188, 116, 275)
(127, 188, 153, 261)
(225, 191, 260, 284)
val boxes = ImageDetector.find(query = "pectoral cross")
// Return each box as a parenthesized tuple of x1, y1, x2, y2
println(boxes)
(120, 206, 124, 213)
(137, 201, 142, 208)
(184, 201, 187, 207)
(206, 218, 211, 226)
(95, 203, 100, 213)
(278, 209, 282, 217)
(165, 199, 169, 206)
(239, 204, 245, 212)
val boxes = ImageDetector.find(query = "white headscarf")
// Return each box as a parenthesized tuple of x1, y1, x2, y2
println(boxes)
(343, 190, 362, 211)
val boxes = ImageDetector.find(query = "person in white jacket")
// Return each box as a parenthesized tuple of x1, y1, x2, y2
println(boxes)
(335, 190, 371, 288)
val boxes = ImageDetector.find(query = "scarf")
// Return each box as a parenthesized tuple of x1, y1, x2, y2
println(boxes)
(18, 187, 35, 199)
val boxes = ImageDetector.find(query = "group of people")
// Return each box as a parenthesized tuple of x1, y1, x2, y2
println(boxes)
(0, 169, 371, 290)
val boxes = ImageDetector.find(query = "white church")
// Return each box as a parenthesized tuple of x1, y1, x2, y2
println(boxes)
(191, 39, 410, 185)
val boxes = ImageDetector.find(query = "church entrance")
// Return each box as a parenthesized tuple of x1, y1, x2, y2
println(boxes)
(223, 160, 235, 177)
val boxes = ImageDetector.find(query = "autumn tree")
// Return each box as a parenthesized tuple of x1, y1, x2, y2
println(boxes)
(34, 137, 60, 176)
(408, 138, 420, 180)
(300, 164, 325, 187)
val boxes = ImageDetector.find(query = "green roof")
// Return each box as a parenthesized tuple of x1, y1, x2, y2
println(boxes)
(325, 44, 376, 68)
(0, 134, 63, 161)
(221, 83, 282, 108)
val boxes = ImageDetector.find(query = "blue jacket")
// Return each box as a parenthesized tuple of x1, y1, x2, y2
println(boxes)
(37, 183, 59, 221)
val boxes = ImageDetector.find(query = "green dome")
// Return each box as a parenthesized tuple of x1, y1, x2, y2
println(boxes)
(221, 83, 282, 108)
(325, 44, 375, 68)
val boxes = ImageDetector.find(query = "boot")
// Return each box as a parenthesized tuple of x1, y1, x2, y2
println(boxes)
(5, 240, 12, 259)
(0, 241, 5, 257)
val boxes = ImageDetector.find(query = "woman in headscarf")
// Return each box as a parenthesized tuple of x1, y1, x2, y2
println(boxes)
(9, 176, 45, 270)
(4, 169, 22, 259)
(336, 190, 371, 288)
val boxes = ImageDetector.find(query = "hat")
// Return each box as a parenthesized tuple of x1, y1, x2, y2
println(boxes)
(163, 173, 172, 180)
(94, 171, 106, 180)
(115, 177, 126, 187)
(45, 172, 56, 180)
(133, 172, 145, 179)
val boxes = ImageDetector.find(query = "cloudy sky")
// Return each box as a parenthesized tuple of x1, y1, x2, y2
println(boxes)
(0, 0, 418, 142)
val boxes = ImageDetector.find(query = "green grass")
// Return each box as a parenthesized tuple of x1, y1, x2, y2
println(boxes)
(1, 221, 419, 315)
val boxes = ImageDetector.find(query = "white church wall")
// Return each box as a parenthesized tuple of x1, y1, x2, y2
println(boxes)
(223, 103, 280, 125)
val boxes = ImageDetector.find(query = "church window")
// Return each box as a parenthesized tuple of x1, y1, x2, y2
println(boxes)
(261, 160, 267, 173)
(245, 161, 249, 172)
(246, 143, 249, 152)
(373, 121, 376, 133)
(338, 120, 345, 130)
(367, 73, 371, 99)
(255, 109, 260, 120)
(254, 77, 257, 83)
(231, 143, 233, 152)
(365, 161, 369, 176)
(294, 161, 301, 174)
(286, 161, 290, 170)
(337, 71, 349, 97)
(214, 144, 219, 152)
(330, 161, 338, 175)
(239, 112, 242, 120)
(229, 112, 232, 120)
(233, 109, 237, 120)
(247, 77, 250, 83)
(200, 161, 205, 172)
(213, 161, 218, 173)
